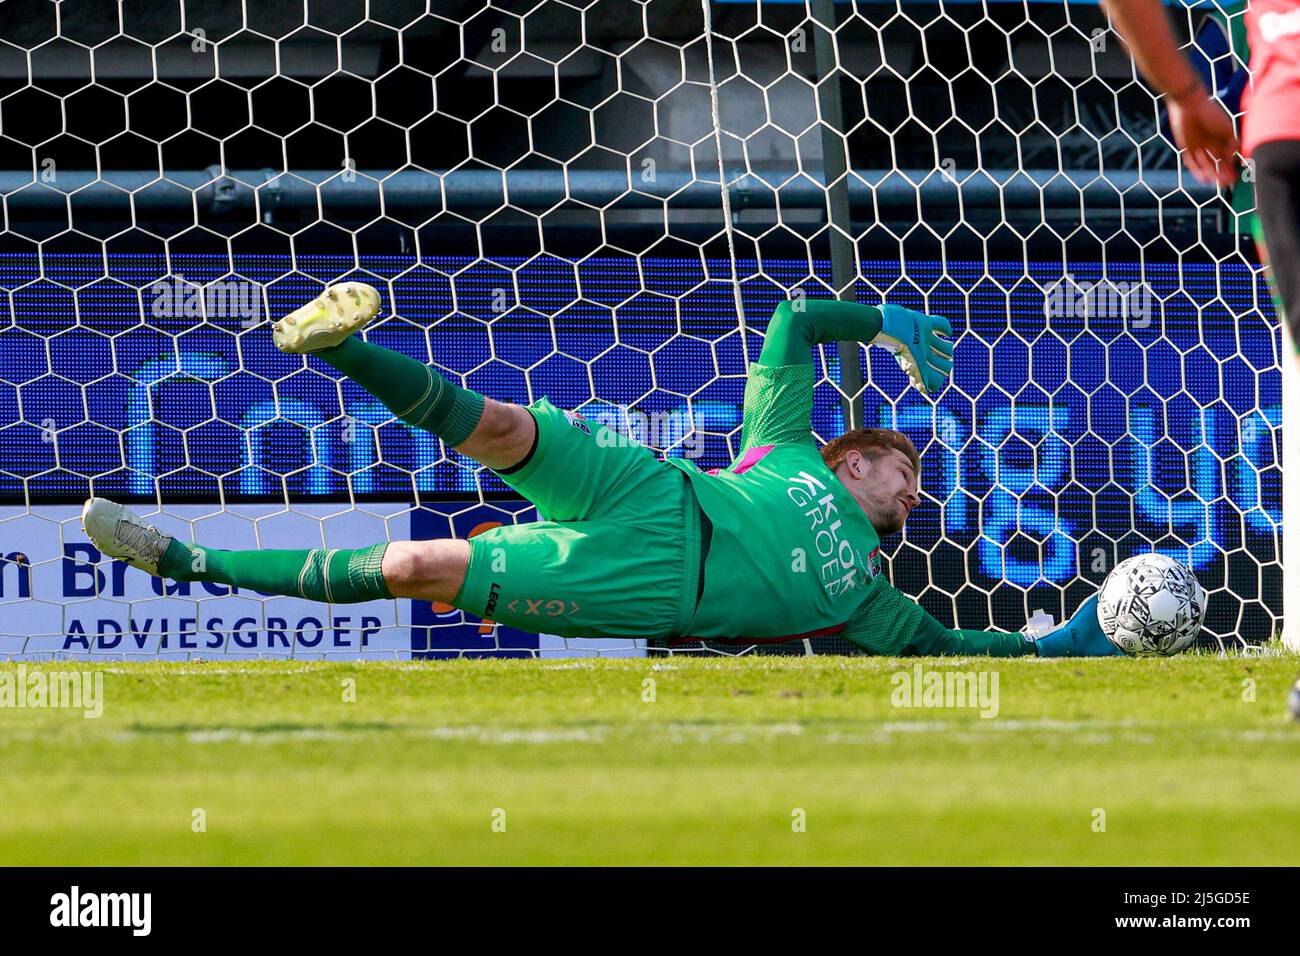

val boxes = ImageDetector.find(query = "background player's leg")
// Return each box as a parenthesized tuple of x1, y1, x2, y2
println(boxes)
(1252, 140, 1300, 358)
(1252, 140, 1300, 654)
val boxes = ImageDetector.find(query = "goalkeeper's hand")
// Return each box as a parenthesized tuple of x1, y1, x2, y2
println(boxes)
(1032, 594, 1128, 658)
(875, 304, 955, 395)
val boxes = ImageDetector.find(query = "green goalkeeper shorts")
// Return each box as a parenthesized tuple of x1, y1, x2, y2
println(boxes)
(454, 398, 703, 639)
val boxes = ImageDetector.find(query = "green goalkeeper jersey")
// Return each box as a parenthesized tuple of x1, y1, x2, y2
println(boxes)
(666, 361, 883, 641)
(667, 300, 1033, 657)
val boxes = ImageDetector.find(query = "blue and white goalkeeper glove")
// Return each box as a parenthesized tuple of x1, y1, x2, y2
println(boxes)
(875, 304, 955, 395)
(1032, 594, 1128, 658)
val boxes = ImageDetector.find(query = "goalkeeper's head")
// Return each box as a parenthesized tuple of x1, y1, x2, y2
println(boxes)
(821, 428, 920, 536)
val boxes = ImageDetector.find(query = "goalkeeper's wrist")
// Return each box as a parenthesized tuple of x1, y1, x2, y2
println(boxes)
(875, 303, 914, 347)
(1034, 630, 1067, 657)
(1034, 620, 1094, 657)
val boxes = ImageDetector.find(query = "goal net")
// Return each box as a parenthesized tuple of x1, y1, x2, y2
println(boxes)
(0, 0, 1286, 658)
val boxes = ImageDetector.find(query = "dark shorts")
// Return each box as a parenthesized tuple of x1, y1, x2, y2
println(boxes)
(1252, 139, 1300, 353)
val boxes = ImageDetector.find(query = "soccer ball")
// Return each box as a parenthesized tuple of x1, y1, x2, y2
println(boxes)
(1096, 553, 1206, 656)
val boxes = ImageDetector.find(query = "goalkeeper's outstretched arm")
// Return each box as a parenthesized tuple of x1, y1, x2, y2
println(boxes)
(758, 298, 953, 391)
(738, 298, 955, 452)
(841, 580, 1124, 658)
(758, 298, 883, 367)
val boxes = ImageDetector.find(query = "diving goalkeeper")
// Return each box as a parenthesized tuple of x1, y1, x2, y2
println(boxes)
(82, 282, 1117, 657)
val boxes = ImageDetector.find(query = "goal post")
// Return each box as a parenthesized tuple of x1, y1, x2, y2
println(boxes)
(1284, 336, 1299, 652)
(0, 0, 1287, 658)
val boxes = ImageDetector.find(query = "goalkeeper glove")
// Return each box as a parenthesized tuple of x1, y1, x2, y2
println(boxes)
(875, 304, 955, 395)
(1033, 594, 1128, 658)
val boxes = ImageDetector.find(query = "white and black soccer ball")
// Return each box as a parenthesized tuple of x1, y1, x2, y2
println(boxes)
(1096, 553, 1206, 656)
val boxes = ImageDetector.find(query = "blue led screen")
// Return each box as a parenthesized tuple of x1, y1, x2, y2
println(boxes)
(0, 253, 1283, 635)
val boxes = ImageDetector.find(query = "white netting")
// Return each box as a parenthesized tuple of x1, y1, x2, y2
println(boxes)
(0, 0, 1282, 658)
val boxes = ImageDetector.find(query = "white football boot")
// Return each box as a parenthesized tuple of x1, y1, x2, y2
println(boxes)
(272, 281, 382, 354)
(80, 498, 173, 576)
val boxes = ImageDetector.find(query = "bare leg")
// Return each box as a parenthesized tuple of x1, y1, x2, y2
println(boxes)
(376, 401, 533, 603)
(303, 335, 534, 596)
(454, 397, 537, 470)
(308, 334, 538, 472)
(381, 538, 471, 603)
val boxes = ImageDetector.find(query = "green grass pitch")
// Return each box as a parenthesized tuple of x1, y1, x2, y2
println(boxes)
(1, 655, 1297, 866)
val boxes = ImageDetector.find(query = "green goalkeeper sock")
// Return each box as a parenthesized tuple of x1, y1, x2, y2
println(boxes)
(314, 336, 485, 447)
(158, 540, 393, 603)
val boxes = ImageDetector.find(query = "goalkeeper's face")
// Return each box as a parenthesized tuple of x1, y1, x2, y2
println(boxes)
(838, 448, 920, 537)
